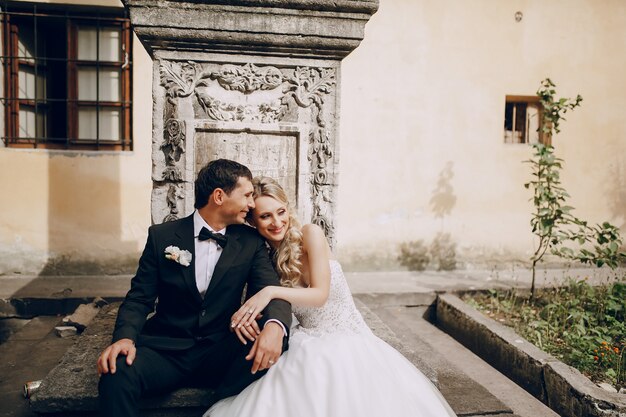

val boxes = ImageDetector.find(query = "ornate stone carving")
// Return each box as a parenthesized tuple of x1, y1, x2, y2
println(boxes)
(160, 62, 199, 107)
(196, 94, 283, 123)
(160, 61, 286, 123)
(163, 184, 184, 223)
(211, 63, 284, 94)
(158, 62, 194, 221)
(283, 67, 336, 239)
(157, 61, 337, 241)
(161, 119, 185, 182)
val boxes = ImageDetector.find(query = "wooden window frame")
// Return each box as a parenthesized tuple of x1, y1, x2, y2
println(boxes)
(504, 95, 547, 146)
(1, 3, 132, 151)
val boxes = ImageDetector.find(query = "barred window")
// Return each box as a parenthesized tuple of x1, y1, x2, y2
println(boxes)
(1, 2, 132, 150)
(504, 96, 546, 145)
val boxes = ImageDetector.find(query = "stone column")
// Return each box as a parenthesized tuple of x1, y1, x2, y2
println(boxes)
(124, 0, 378, 246)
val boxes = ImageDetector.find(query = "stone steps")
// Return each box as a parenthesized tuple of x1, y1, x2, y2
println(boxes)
(358, 296, 561, 417)
(29, 300, 442, 416)
(18, 293, 566, 417)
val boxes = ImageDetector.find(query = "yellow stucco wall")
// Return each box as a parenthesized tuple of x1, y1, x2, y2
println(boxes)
(1, 0, 625, 274)
(0, 0, 153, 274)
(337, 0, 626, 269)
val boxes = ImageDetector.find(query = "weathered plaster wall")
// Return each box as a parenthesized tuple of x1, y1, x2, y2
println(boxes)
(1, 0, 625, 274)
(0, 1, 153, 275)
(337, 0, 626, 270)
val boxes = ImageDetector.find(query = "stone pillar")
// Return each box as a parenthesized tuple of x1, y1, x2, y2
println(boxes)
(124, 0, 378, 246)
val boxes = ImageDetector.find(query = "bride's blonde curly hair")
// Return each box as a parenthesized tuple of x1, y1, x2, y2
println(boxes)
(250, 177, 303, 287)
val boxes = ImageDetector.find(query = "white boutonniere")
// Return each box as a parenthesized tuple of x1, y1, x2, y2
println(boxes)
(164, 246, 192, 267)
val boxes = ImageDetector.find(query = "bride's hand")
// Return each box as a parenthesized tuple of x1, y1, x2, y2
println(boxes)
(233, 316, 261, 344)
(231, 287, 274, 329)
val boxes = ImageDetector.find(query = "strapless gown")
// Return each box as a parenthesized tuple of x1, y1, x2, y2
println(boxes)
(204, 260, 456, 417)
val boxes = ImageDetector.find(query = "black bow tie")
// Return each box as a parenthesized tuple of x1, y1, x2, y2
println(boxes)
(198, 227, 228, 248)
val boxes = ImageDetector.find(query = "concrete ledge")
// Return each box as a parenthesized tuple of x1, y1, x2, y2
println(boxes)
(0, 275, 131, 318)
(544, 361, 626, 417)
(436, 293, 626, 417)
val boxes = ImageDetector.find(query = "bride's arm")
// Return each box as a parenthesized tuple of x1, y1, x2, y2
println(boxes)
(265, 224, 331, 307)
(231, 224, 331, 328)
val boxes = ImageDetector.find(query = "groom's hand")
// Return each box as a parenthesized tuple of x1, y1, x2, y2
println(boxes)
(97, 338, 136, 376)
(233, 316, 261, 345)
(245, 321, 283, 374)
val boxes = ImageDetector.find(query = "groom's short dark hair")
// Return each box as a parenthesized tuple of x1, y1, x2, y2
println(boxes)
(194, 159, 253, 209)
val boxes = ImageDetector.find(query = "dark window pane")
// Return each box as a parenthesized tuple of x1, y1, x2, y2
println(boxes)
(504, 102, 514, 131)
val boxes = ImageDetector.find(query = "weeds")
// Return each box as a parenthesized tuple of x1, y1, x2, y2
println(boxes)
(465, 277, 626, 391)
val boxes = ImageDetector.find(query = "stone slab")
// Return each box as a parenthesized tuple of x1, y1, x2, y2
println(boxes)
(124, 0, 379, 58)
(63, 303, 102, 332)
(32, 299, 433, 415)
(30, 303, 215, 415)
(436, 293, 626, 417)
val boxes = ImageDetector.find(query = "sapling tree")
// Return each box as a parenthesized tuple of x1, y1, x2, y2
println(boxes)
(525, 79, 626, 298)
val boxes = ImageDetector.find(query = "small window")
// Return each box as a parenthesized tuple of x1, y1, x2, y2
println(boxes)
(1, 2, 132, 150)
(504, 96, 546, 145)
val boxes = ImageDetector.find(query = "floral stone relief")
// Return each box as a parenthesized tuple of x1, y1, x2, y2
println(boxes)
(156, 61, 337, 242)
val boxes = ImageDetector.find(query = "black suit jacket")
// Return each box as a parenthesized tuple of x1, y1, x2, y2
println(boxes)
(112, 214, 292, 350)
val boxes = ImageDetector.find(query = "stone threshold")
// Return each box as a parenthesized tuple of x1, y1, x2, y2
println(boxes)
(436, 293, 626, 417)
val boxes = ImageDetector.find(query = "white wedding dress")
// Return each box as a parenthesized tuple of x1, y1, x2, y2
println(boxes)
(205, 260, 456, 417)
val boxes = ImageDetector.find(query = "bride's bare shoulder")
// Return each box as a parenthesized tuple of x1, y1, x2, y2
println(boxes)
(301, 224, 332, 256)
(301, 223, 327, 242)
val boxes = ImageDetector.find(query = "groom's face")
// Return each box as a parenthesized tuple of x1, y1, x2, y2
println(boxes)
(220, 177, 255, 225)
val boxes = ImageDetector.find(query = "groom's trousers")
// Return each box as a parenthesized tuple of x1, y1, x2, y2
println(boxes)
(98, 335, 265, 417)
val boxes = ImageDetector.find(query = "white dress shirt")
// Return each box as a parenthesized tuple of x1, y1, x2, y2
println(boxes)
(193, 210, 225, 297)
(192, 210, 287, 336)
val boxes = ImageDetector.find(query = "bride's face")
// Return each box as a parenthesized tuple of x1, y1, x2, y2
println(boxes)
(251, 195, 290, 246)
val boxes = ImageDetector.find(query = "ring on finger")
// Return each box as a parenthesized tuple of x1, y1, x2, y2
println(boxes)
(268, 359, 275, 365)
(248, 309, 254, 314)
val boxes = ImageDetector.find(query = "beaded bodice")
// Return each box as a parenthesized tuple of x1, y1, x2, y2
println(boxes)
(292, 260, 371, 336)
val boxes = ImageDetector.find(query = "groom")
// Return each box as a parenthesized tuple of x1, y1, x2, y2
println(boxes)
(97, 159, 291, 416)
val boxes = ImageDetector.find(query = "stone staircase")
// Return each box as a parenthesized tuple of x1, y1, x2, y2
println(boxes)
(27, 301, 441, 417)
(1, 292, 560, 417)
(357, 294, 560, 417)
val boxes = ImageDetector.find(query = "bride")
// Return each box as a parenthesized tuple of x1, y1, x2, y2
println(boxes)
(204, 177, 456, 417)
